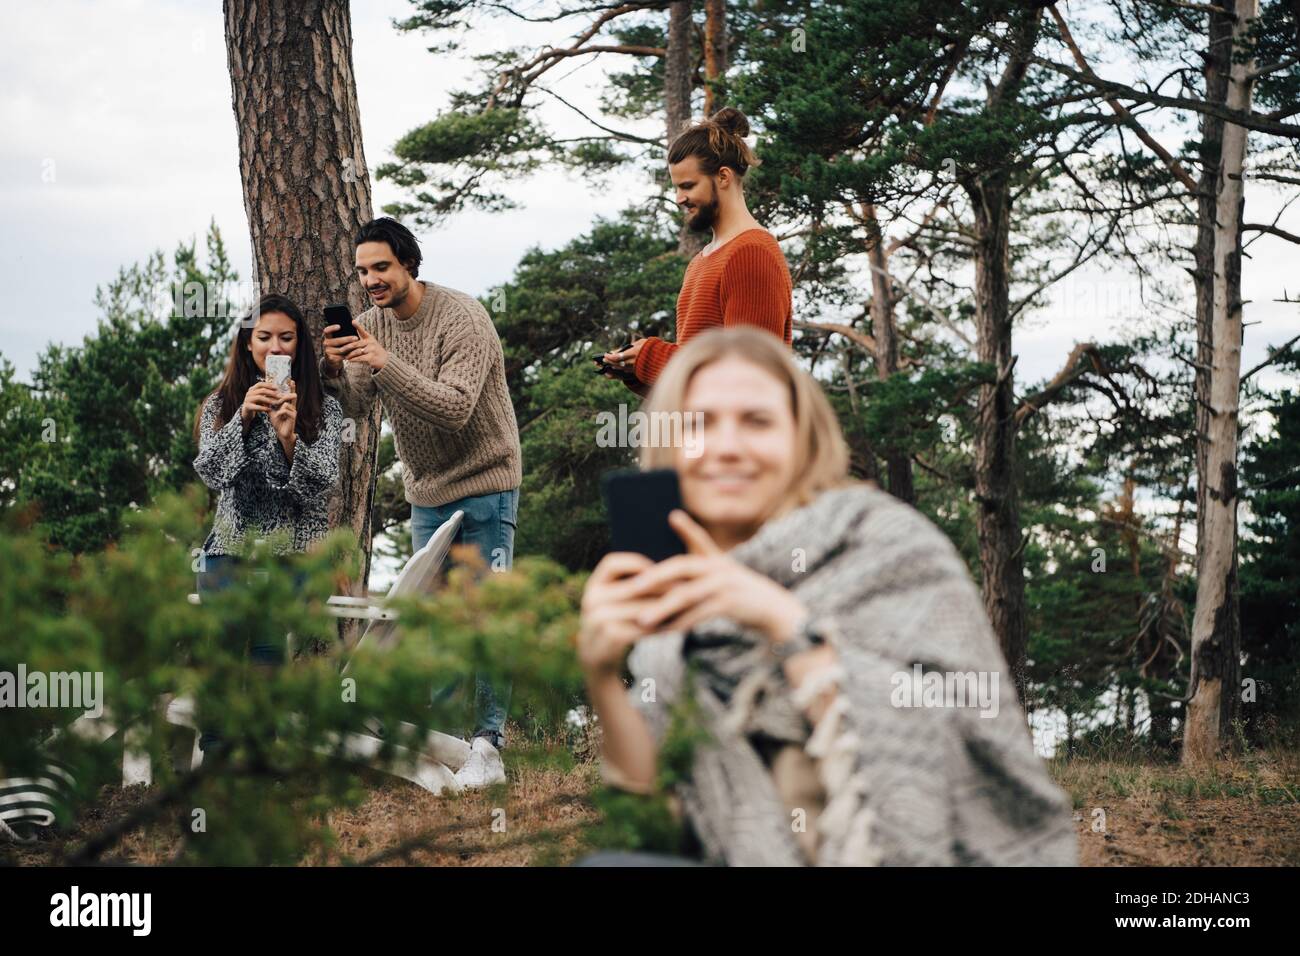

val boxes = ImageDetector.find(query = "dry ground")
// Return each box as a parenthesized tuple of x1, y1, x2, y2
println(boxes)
(1055, 748, 1300, 866)
(8, 743, 1298, 866)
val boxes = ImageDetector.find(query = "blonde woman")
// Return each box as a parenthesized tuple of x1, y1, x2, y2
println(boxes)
(577, 327, 1076, 866)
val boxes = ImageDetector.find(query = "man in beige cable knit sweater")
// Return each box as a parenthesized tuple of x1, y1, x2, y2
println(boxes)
(322, 217, 522, 789)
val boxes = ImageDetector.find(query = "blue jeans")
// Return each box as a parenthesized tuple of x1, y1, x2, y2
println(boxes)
(411, 488, 519, 748)
(195, 554, 293, 753)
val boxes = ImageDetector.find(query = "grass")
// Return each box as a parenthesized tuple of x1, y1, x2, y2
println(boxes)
(1050, 744, 1300, 866)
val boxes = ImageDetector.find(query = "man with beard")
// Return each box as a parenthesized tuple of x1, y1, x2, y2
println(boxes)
(601, 108, 793, 393)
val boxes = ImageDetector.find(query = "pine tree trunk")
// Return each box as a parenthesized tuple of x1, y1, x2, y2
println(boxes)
(970, 174, 1029, 708)
(1183, 0, 1255, 766)
(703, 0, 728, 115)
(665, 2, 705, 257)
(864, 204, 915, 503)
(665, 1, 693, 143)
(223, 0, 381, 606)
(964, 9, 1040, 709)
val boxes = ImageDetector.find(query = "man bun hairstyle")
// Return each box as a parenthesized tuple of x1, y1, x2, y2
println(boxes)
(667, 107, 761, 178)
(355, 216, 422, 279)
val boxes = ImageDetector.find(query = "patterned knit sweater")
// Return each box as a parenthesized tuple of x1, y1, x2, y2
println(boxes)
(193, 392, 343, 555)
(617, 483, 1078, 866)
(632, 228, 793, 388)
(322, 281, 522, 507)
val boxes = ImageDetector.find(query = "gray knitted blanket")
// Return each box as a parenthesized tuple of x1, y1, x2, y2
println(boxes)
(622, 483, 1078, 866)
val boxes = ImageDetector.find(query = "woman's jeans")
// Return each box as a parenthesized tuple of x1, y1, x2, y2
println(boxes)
(195, 554, 290, 753)
(411, 488, 518, 749)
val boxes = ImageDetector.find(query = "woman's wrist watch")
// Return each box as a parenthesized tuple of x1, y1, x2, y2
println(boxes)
(768, 614, 827, 661)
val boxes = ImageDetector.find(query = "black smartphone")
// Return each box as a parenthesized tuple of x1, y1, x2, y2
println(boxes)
(323, 303, 358, 341)
(601, 468, 687, 562)
(593, 358, 638, 383)
(593, 347, 639, 383)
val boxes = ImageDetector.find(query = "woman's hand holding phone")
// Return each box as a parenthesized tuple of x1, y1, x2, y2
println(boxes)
(269, 380, 297, 447)
(577, 508, 811, 682)
(241, 380, 283, 426)
(623, 510, 809, 644)
(577, 551, 659, 678)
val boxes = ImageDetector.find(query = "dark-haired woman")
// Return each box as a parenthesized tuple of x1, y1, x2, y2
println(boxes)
(601, 107, 793, 395)
(191, 295, 342, 729)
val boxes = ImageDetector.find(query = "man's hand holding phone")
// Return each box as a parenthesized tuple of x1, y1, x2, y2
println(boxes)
(600, 337, 648, 379)
(341, 324, 389, 371)
(324, 321, 389, 373)
(323, 323, 358, 377)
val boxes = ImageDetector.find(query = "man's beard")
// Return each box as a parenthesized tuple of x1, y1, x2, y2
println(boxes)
(685, 182, 720, 233)
(379, 281, 408, 308)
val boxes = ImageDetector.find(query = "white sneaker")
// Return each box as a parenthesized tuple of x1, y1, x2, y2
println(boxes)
(454, 736, 506, 789)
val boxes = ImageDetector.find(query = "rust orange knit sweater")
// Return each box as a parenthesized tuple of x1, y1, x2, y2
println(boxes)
(632, 228, 793, 388)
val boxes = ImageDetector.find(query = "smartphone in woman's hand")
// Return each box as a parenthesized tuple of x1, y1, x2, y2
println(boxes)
(265, 354, 292, 394)
(601, 469, 687, 562)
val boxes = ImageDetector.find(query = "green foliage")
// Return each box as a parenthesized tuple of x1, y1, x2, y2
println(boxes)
(0, 357, 48, 510)
(1239, 380, 1300, 739)
(584, 689, 708, 857)
(489, 208, 686, 568)
(383, 2, 672, 222)
(378, 108, 551, 223)
(8, 224, 238, 552)
(0, 487, 589, 864)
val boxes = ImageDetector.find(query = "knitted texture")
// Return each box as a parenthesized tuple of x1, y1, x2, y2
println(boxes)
(619, 483, 1078, 867)
(322, 281, 522, 507)
(633, 228, 793, 387)
(193, 392, 343, 555)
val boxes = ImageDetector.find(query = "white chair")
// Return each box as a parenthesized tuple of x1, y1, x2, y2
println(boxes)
(131, 512, 471, 793)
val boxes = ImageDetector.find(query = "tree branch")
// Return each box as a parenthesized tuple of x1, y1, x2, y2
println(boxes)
(1243, 222, 1300, 245)
(1013, 342, 1104, 427)
(1241, 332, 1300, 381)
(1048, 6, 1198, 192)
(1001, 46, 1300, 139)
(794, 319, 878, 354)
(533, 86, 663, 145)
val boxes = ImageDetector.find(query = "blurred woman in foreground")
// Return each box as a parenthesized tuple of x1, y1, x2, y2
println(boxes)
(577, 327, 1076, 866)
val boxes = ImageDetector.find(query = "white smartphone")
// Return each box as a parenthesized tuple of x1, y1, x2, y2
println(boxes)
(265, 354, 292, 394)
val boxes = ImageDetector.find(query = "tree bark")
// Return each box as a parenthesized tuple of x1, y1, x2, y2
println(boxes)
(223, 0, 381, 605)
(703, 0, 728, 115)
(864, 204, 915, 503)
(665, 2, 706, 257)
(665, 1, 693, 143)
(969, 173, 1029, 708)
(961, 9, 1041, 710)
(1183, 0, 1255, 766)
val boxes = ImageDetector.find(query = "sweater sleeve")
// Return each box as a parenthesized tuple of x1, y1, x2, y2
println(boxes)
(370, 303, 491, 431)
(265, 396, 343, 500)
(718, 242, 790, 337)
(193, 394, 252, 491)
(633, 336, 676, 386)
(321, 348, 378, 424)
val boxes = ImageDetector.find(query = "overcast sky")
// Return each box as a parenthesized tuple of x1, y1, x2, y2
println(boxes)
(0, 0, 651, 382)
(1, 0, 1297, 403)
